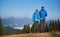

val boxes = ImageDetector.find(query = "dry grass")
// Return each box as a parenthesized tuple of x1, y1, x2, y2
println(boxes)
(0, 32, 60, 37)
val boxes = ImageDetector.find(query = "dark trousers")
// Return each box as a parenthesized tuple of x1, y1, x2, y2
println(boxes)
(34, 21, 39, 33)
(40, 19, 45, 32)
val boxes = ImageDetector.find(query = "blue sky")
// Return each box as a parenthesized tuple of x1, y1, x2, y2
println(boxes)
(0, 0, 60, 20)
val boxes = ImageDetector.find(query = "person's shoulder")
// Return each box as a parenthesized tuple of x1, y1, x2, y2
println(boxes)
(33, 12, 36, 14)
(39, 9, 43, 12)
(43, 9, 46, 11)
(44, 9, 47, 12)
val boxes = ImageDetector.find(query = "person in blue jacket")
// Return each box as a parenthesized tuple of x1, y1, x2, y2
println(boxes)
(39, 6, 47, 32)
(32, 9, 40, 33)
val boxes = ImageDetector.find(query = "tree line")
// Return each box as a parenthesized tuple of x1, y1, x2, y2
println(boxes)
(22, 19, 60, 33)
(0, 18, 3, 35)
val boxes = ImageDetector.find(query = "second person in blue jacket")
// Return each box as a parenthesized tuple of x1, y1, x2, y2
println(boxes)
(39, 6, 47, 32)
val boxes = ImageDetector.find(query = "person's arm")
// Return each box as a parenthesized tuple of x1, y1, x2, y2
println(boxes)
(37, 13, 40, 19)
(39, 11, 41, 18)
(32, 13, 35, 21)
(45, 11, 47, 17)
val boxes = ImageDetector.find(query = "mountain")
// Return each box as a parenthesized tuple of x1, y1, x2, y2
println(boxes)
(2, 17, 33, 29)
(2, 17, 50, 30)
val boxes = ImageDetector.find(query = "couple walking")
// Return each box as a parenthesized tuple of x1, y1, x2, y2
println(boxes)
(32, 6, 47, 33)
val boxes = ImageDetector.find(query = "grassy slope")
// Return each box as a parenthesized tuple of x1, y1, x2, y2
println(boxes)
(0, 32, 60, 37)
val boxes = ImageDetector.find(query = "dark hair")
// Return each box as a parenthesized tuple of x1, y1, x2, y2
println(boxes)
(35, 9, 38, 12)
(41, 6, 44, 9)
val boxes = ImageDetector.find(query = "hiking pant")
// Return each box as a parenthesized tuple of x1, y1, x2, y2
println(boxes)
(40, 19, 45, 32)
(34, 21, 38, 33)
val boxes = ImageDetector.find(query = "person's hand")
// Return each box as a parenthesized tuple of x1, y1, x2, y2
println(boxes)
(40, 18, 43, 20)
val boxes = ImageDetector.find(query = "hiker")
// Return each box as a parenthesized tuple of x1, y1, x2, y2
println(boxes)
(32, 9, 40, 33)
(39, 6, 47, 32)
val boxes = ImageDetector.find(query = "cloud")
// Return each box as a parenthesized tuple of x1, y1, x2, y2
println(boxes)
(13, 24, 32, 30)
(13, 27, 23, 30)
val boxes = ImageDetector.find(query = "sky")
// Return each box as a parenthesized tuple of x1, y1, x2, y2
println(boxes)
(0, 0, 60, 20)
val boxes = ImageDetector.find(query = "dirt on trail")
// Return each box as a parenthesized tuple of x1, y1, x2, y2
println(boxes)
(0, 32, 60, 37)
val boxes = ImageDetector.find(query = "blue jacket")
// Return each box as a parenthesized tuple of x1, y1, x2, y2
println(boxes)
(39, 9, 47, 19)
(32, 12, 40, 21)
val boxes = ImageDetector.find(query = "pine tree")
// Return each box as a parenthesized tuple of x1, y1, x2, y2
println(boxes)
(26, 24, 30, 33)
(44, 23, 49, 32)
(49, 20, 56, 32)
(57, 19, 60, 31)
(31, 24, 34, 33)
(22, 24, 30, 33)
(0, 18, 3, 35)
(59, 20, 60, 31)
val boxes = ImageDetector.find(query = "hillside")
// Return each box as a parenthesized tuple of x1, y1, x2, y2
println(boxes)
(2, 17, 32, 28)
(2, 27, 22, 35)
(0, 32, 60, 37)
